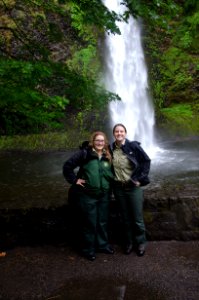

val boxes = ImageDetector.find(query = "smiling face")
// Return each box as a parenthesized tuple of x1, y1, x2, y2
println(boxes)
(113, 125, 127, 145)
(93, 134, 105, 153)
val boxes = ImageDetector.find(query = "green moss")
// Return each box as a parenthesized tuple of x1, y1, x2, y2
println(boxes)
(161, 104, 193, 117)
(159, 104, 199, 136)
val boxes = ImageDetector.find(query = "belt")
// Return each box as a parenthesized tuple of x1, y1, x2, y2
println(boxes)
(114, 180, 133, 187)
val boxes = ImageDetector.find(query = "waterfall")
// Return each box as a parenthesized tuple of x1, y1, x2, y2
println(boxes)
(103, 0, 155, 155)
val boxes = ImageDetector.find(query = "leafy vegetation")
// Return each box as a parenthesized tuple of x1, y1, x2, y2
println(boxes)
(0, 131, 90, 151)
(0, 0, 120, 135)
(0, 0, 198, 140)
(160, 104, 199, 135)
(145, 0, 198, 134)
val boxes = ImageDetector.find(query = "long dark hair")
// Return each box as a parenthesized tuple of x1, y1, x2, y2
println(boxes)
(89, 131, 112, 162)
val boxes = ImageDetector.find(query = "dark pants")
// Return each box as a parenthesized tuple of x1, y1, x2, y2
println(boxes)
(113, 182, 146, 247)
(73, 186, 110, 255)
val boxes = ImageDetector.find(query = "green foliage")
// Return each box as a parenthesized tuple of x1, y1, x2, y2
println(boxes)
(0, 0, 121, 135)
(159, 104, 199, 136)
(0, 131, 90, 151)
(149, 47, 189, 109)
(146, 0, 199, 112)
(152, 81, 165, 109)
(126, 0, 180, 29)
(67, 45, 99, 77)
(0, 57, 119, 134)
(173, 9, 199, 52)
(161, 104, 193, 117)
(0, 0, 198, 137)
(0, 59, 69, 134)
(70, 0, 121, 34)
(155, 46, 198, 107)
(162, 47, 192, 85)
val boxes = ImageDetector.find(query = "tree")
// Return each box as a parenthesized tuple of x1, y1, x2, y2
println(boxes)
(0, 0, 120, 134)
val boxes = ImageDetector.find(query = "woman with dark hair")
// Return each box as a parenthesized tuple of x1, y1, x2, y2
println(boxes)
(111, 124, 151, 257)
(63, 131, 114, 261)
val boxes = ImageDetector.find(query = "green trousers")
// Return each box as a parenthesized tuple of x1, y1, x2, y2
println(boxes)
(113, 182, 146, 246)
(75, 187, 110, 255)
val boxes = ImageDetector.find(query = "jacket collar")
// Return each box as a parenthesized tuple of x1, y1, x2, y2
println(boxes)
(112, 138, 130, 150)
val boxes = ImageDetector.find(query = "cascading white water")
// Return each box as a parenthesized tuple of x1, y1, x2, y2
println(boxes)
(103, 0, 155, 155)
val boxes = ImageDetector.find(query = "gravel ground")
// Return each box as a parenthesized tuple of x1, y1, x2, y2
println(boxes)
(0, 241, 199, 300)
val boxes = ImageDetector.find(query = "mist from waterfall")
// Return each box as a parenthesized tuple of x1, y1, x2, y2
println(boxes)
(103, 0, 155, 155)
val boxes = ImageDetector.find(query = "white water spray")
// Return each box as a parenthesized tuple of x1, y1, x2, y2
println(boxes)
(103, 0, 156, 155)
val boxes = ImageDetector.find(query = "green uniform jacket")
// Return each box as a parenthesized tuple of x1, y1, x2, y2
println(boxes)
(63, 147, 114, 196)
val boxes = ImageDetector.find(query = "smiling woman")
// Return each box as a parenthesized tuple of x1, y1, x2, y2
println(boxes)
(111, 123, 151, 257)
(63, 131, 114, 261)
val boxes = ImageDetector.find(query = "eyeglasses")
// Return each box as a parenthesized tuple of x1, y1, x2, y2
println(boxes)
(94, 139, 105, 143)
